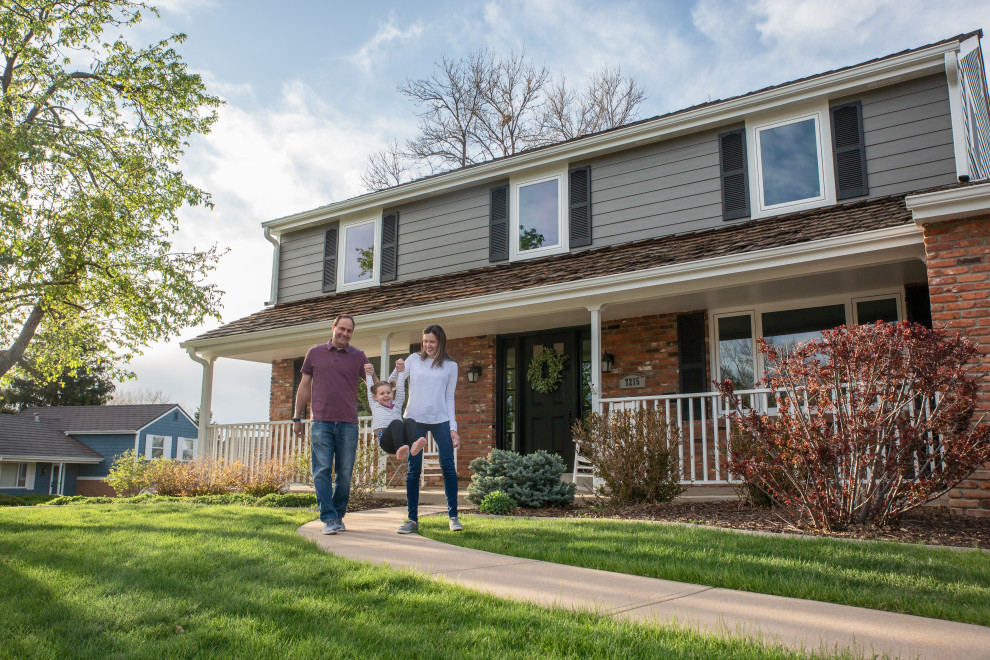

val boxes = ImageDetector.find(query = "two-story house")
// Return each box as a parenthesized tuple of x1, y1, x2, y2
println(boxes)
(182, 31, 990, 517)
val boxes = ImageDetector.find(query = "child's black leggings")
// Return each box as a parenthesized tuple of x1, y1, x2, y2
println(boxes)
(377, 418, 420, 455)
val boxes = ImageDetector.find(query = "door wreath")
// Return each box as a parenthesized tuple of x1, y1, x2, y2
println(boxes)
(526, 347, 568, 393)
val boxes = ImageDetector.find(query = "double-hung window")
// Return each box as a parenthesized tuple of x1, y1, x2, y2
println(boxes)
(147, 435, 171, 460)
(177, 437, 196, 462)
(750, 106, 835, 217)
(511, 172, 567, 260)
(0, 462, 29, 489)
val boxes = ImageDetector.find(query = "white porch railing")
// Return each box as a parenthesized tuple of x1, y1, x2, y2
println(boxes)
(598, 388, 773, 484)
(204, 417, 381, 487)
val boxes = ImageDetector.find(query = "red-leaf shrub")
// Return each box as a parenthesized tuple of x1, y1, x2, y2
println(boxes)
(719, 321, 990, 530)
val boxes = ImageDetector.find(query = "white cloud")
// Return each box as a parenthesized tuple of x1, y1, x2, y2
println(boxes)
(349, 12, 425, 74)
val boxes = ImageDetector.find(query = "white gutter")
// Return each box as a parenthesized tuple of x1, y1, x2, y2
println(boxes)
(906, 182, 990, 224)
(0, 454, 103, 464)
(182, 223, 924, 356)
(263, 39, 959, 235)
(264, 227, 280, 306)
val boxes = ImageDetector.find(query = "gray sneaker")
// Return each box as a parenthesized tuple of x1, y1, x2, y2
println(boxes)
(332, 520, 346, 533)
(449, 517, 463, 532)
(396, 520, 419, 534)
(322, 521, 337, 535)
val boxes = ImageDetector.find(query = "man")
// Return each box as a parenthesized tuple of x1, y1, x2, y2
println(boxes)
(293, 314, 370, 535)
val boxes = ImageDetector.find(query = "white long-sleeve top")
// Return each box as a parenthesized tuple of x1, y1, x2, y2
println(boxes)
(392, 353, 458, 431)
(365, 373, 405, 432)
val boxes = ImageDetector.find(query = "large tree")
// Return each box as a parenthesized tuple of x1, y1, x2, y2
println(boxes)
(0, 352, 115, 413)
(0, 0, 223, 387)
(362, 51, 646, 191)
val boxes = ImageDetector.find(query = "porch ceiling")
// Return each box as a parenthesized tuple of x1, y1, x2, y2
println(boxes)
(183, 192, 927, 363)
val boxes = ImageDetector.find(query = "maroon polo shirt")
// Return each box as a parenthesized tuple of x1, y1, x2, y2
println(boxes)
(300, 342, 369, 423)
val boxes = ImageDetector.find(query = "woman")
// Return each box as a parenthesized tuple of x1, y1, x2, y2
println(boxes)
(392, 324, 462, 533)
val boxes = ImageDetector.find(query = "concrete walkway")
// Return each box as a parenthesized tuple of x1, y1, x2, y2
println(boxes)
(298, 504, 990, 660)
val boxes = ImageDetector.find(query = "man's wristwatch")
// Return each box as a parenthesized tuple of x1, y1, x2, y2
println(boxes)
(292, 417, 301, 423)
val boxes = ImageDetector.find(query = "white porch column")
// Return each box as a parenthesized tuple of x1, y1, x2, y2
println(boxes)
(379, 333, 392, 379)
(588, 304, 605, 412)
(186, 349, 215, 455)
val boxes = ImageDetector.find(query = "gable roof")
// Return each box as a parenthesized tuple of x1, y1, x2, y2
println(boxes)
(17, 404, 192, 433)
(0, 415, 103, 463)
(264, 31, 980, 234)
(191, 187, 931, 343)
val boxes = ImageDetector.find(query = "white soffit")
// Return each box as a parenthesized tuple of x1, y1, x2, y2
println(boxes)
(906, 183, 990, 225)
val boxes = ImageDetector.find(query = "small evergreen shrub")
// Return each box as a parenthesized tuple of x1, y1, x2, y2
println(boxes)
(255, 492, 318, 508)
(468, 449, 576, 508)
(478, 490, 517, 515)
(572, 405, 685, 505)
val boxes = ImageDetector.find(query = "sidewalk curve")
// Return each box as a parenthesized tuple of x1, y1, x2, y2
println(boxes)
(298, 506, 990, 660)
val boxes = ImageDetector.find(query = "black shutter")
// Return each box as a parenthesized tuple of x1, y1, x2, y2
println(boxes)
(677, 313, 708, 418)
(380, 211, 399, 282)
(489, 184, 509, 262)
(568, 166, 592, 248)
(321, 224, 338, 293)
(719, 129, 749, 220)
(831, 101, 868, 200)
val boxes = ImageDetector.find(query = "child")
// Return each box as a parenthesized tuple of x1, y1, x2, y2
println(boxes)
(365, 360, 427, 460)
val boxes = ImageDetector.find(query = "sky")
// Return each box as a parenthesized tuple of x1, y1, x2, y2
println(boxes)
(113, 0, 990, 423)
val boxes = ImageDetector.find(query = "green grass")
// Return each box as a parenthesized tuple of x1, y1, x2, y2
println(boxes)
(0, 503, 847, 660)
(419, 515, 990, 627)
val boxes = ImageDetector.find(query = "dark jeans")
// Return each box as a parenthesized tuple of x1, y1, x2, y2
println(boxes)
(310, 421, 358, 524)
(377, 418, 420, 454)
(406, 420, 458, 521)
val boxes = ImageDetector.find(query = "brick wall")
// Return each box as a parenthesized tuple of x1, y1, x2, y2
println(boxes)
(923, 215, 990, 517)
(448, 336, 497, 484)
(76, 480, 118, 497)
(270, 358, 296, 421)
(600, 311, 707, 397)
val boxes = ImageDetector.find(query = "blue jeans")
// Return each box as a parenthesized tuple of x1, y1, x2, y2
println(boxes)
(310, 421, 359, 523)
(406, 421, 458, 521)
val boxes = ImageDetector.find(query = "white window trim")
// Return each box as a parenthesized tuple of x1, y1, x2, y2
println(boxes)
(710, 289, 904, 390)
(146, 435, 173, 460)
(337, 215, 381, 291)
(509, 169, 568, 261)
(747, 103, 836, 219)
(177, 437, 197, 463)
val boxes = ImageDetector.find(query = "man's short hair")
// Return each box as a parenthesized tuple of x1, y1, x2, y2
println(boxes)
(332, 314, 355, 328)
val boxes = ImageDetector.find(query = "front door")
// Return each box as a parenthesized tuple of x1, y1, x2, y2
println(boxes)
(48, 463, 61, 495)
(499, 328, 588, 469)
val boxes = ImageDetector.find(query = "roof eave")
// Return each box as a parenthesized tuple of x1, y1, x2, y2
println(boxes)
(263, 39, 960, 235)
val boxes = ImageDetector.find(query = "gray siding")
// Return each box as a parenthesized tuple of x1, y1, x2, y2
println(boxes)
(278, 224, 328, 304)
(586, 129, 724, 248)
(854, 73, 956, 198)
(397, 183, 493, 281)
(274, 74, 958, 305)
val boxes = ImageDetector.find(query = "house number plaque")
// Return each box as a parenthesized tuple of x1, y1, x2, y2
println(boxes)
(619, 373, 644, 389)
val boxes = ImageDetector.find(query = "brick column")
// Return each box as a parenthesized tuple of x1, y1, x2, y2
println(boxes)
(923, 215, 990, 517)
(448, 335, 497, 484)
(270, 358, 296, 421)
(600, 312, 701, 398)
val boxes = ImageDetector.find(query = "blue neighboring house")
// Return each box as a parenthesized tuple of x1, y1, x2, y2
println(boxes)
(0, 404, 197, 496)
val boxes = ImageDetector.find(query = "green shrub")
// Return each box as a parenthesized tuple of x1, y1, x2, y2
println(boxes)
(0, 493, 27, 507)
(572, 405, 685, 505)
(255, 492, 318, 508)
(104, 449, 150, 496)
(48, 496, 114, 505)
(21, 494, 59, 506)
(468, 449, 575, 509)
(188, 493, 258, 505)
(478, 490, 517, 515)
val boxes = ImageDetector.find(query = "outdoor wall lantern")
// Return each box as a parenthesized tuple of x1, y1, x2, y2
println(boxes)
(601, 351, 615, 373)
(467, 365, 483, 383)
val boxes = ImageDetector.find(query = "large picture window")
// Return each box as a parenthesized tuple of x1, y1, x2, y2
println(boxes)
(713, 293, 902, 389)
(0, 462, 28, 488)
(511, 172, 566, 259)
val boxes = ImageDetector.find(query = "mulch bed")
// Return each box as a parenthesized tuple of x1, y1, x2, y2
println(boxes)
(463, 500, 990, 550)
(348, 495, 403, 512)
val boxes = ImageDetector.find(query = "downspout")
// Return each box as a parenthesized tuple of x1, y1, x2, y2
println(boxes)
(945, 50, 972, 182)
(264, 227, 280, 306)
(186, 348, 215, 456)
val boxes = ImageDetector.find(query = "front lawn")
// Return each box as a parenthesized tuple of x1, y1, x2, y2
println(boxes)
(0, 503, 842, 659)
(419, 514, 990, 627)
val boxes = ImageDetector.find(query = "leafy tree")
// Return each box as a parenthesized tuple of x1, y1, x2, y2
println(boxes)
(0, 353, 115, 413)
(0, 1, 223, 387)
(363, 51, 646, 190)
